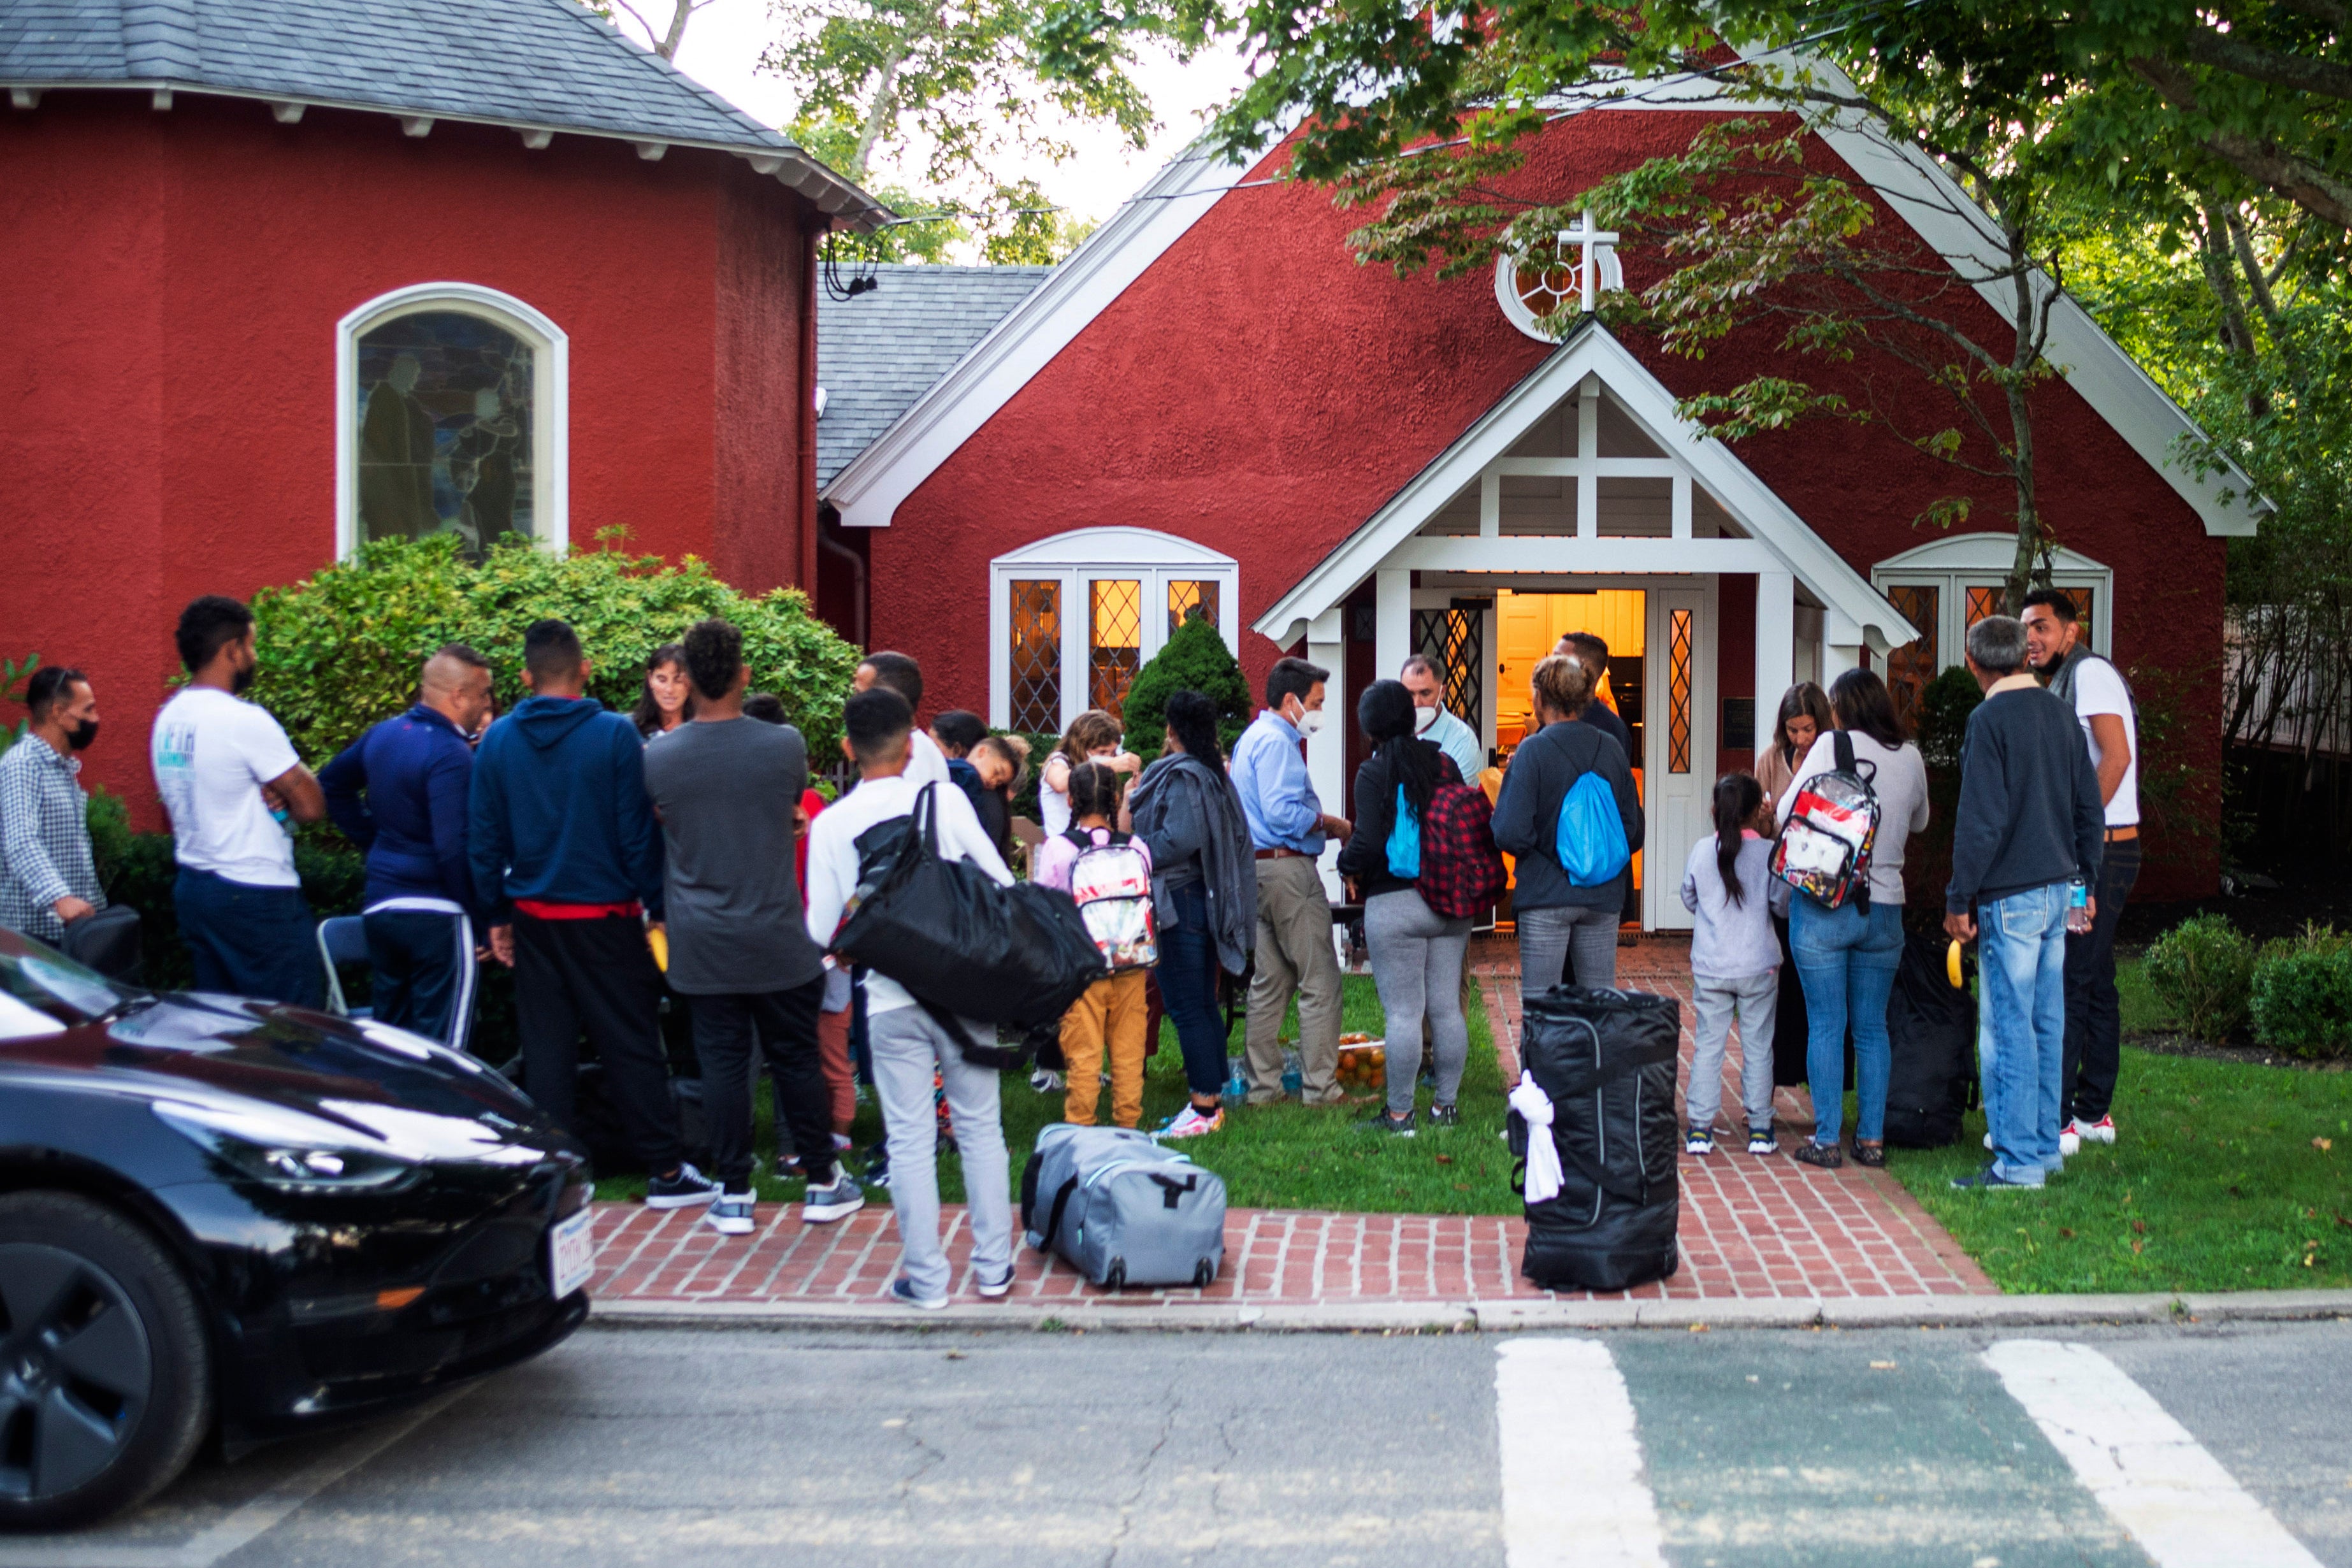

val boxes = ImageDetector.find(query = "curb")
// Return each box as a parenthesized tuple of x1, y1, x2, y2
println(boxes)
(584, 1288, 2352, 1335)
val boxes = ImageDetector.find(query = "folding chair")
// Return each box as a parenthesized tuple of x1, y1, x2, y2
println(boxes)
(316, 916, 372, 1021)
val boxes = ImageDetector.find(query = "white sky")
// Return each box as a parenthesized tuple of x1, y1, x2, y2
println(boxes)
(623, 0, 1257, 252)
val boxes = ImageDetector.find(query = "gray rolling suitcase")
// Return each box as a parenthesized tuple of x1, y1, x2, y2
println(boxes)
(1020, 1123, 1227, 1289)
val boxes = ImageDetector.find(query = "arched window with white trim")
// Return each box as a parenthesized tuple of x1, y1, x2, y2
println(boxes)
(337, 283, 568, 560)
(988, 528, 1239, 732)
(1872, 533, 2114, 728)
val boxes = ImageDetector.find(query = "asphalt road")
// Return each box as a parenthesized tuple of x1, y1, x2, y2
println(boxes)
(4, 1319, 2348, 1568)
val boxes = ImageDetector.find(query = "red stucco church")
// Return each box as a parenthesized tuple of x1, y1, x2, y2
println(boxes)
(2, 0, 881, 822)
(817, 80, 2262, 912)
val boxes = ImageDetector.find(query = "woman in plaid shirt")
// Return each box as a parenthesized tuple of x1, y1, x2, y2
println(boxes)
(0, 666, 105, 944)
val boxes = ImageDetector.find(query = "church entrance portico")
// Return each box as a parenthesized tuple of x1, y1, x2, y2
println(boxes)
(1257, 322, 1918, 931)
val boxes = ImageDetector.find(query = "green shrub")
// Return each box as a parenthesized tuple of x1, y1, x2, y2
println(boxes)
(247, 533, 862, 766)
(2142, 912, 2257, 1042)
(1118, 606, 1251, 761)
(2249, 924, 2352, 1058)
(1913, 663, 1984, 772)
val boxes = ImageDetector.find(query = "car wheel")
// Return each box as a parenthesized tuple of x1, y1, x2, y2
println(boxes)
(0, 1191, 212, 1531)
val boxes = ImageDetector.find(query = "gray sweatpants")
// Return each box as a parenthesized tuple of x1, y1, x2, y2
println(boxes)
(1516, 902, 1620, 1005)
(869, 1005, 1013, 1301)
(1687, 969, 1779, 1133)
(1365, 889, 1474, 1117)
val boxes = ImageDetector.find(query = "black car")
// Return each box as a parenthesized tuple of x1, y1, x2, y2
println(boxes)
(0, 928, 593, 1530)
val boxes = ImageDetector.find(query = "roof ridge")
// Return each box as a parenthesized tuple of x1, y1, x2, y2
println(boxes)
(120, 0, 197, 80)
(537, 0, 791, 150)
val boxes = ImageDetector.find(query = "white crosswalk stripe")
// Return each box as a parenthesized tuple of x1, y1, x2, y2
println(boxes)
(1984, 1339, 2323, 1568)
(1492, 1339, 1666, 1568)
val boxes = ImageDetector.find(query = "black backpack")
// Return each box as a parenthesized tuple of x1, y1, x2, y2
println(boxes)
(1881, 931, 1977, 1147)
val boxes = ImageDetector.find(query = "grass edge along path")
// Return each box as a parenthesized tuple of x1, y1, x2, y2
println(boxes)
(599, 975, 1524, 1218)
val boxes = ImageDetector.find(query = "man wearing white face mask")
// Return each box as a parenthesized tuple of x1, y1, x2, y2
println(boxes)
(1401, 655, 1483, 780)
(1232, 658, 1351, 1105)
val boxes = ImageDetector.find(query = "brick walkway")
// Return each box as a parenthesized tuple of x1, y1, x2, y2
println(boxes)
(586, 935, 1990, 1308)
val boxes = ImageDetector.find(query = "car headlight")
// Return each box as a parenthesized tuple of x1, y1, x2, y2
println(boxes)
(152, 1099, 419, 1192)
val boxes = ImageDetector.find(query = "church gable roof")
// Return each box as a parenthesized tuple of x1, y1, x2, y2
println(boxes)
(0, 0, 884, 222)
(819, 264, 1052, 487)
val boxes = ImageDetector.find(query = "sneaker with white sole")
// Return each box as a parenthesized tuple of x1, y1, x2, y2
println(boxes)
(2059, 1129, 2081, 1157)
(645, 1162, 721, 1209)
(1684, 1126, 1715, 1156)
(802, 1171, 867, 1224)
(1157, 1105, 1223, 1139)
(890, 1277, 948, 1311)
(977, 1265, 1016, 1299)
(704, 1190, 755, 1235)
(2068, 1114, 2117, 1145)
(1747, 1128, 1778, 1156)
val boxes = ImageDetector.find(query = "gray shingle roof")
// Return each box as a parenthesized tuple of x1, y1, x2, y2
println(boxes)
(818, 263, 1053, 487)
(0, 0, 884, 220)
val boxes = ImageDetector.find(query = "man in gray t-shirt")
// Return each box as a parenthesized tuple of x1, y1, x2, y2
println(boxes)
(642, 620, 864, 1236)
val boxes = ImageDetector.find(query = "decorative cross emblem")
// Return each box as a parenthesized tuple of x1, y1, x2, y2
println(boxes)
(1558, 209, 1624, 315)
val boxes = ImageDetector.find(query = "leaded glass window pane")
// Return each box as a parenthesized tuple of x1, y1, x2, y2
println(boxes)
(1167, 579, 1220, 635)
(1666, 608, 1694, 772)
(1090, 579, 1143, 719)
(1882, 584, 1940, 733)
(1008, 580, 1062, 733)
(356, 310, 535, 559)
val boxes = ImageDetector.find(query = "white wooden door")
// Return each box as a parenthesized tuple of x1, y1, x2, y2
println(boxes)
(1643, 584, 1715, 930)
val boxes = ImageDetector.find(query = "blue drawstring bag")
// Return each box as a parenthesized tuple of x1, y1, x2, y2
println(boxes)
(1554, 772, 1631, 887)
(1385, 786, 1420, 879)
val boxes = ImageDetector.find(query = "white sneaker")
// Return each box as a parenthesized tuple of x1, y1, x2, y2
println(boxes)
(802, 1171, 867, 1224)
(2070, 1114, 2117, 1145)
(2059, 1129, 2081, 1157)
(1157, 1105, 1224, 1139)
(1984, 1132, 1994, 1151)
(704, 1190, 755, 1236)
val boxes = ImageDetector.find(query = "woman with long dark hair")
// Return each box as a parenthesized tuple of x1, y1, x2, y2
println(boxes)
(631, 643, 693, 740)
(1337, 679, 1474, 1135)
(1127, 690, 1257, 1138)
(1776, 668, 1930, 1169)
(1678, 773, 1781, 1156)
(1756, 682, 1833, 817)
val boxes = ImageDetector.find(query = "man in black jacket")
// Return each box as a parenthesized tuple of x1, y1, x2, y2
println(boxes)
(1943, 615, 2105, 1192)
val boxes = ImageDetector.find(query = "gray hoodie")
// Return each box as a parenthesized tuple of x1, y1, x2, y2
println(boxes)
(1128, 752, 1259, 974)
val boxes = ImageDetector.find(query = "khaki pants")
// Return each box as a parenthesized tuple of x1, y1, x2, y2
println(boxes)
(1060, 969, 1150, 1128)
(1245, 854, 1345, 1103)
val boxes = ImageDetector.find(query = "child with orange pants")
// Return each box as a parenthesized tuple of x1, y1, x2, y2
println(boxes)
(1032, 762, 1153, 1128)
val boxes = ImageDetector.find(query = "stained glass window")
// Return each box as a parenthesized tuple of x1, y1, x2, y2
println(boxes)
(1007, 580, 1062, 732)
(1413, 607, 1485, 737)
(1168, 579, 1220, 635)
(1090, 579, 1143, 718)
(1965, 585, 2004, 628)
(1667, 608, 1694, 773)
(356, 310, 535, 559)
(1884, 584, 1940, 733)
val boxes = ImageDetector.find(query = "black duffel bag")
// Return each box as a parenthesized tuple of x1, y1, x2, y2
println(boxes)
(1882, 931, 1976, 1147)
(832, 782, 1103, 1068)
(1509, 986, 1680, 1292)
(61, 904, 143, 983)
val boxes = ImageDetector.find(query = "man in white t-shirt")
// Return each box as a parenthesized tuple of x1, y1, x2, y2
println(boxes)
(150, 596, 328, 1005)
(2024, 588, 2137, 1149)
(851, 651, 949, 789)
(804, 686, 1016, 1310)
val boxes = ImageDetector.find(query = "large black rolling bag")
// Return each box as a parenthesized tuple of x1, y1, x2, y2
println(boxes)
(1509, 986, 1681, 1292)
(1882, 931, 1976, 1147)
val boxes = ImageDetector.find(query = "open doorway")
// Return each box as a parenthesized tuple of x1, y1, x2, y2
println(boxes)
(1493, 588, 1647, 930)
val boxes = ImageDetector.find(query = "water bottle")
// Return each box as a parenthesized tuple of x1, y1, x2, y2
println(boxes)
(1281, 1048, 1303, 1099)
(2066, 875, 2093, 935)
(1223, 1056, 1247, 1109)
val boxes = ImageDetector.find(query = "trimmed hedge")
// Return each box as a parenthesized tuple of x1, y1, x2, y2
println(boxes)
(1118, 605, 1252, 762)
(2142, 912, 2257, 1042)
(2249, 925, 2352, 1059)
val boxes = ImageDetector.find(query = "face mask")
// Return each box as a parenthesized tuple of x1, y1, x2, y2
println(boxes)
(1413, 705, 1438, 735)
(1295, 708, 1326, 737)
(66, 719, 97, 751)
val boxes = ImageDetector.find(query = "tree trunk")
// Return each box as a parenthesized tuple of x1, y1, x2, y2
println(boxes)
(851, 38, 911, 183)
(1999, 228, 2046, 617)
(2196, 203, 2270, 419)
(655, 0, 695, 59)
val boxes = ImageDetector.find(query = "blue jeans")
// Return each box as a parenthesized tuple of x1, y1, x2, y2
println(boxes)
(175, 867, 322, 1009)
(1977, 881, 2068, 1185)
(1157, 879, 1229, 1098)
(1789, 896, 1902, 1146)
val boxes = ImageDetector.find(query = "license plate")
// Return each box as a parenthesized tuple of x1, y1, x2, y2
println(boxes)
(548, 1207, 595, 1299)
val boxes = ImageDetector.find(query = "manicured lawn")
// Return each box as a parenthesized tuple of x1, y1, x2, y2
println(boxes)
(598, 975, 1526, 1217)
(1885, 1041, 2352, 1294)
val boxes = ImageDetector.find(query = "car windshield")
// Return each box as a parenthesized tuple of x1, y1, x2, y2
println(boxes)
(0, 935, 142, 1038)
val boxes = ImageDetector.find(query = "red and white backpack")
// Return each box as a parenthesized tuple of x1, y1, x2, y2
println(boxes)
(1065, 830, 1158, 970)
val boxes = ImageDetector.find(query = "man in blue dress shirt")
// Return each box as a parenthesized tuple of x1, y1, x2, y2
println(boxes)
(1230, 658, 1352, 1105)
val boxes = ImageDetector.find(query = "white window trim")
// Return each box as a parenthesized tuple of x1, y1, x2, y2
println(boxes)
(988, 527, 1239, 731)
(1872, 533, 2114, 668)
(335, 282, 569, 561)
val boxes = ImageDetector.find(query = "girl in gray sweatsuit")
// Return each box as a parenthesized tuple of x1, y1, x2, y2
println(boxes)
(1678, 773, 1782, 1155)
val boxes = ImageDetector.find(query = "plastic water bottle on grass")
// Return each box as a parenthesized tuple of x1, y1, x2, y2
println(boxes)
(1224, 1057, 1247, 1108)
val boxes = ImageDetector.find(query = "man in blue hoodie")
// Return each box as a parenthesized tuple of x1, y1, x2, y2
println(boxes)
(470, 619, 716, 1210)
(320, 644, 494, 1048)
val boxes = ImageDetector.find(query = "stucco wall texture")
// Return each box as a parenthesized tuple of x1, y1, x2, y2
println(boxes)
(871, 110, 2223, 898)
(1, 92, 817, 826)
